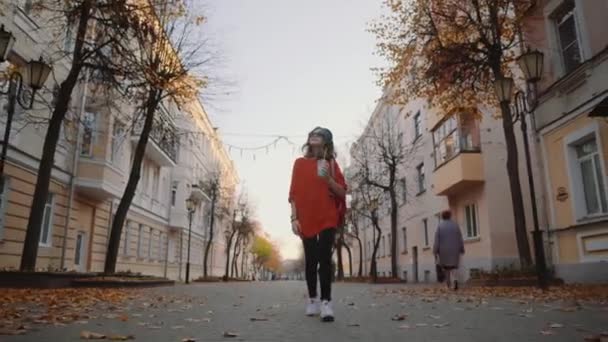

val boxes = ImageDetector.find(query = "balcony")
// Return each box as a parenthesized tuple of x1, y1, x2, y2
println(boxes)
(75, 160, 124, 200)
(131, 114, 178, 167)
(432, 114, 484, 196)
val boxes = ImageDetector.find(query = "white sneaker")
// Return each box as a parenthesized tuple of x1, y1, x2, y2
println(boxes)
(305, 298, 320, 316)
(320, 300, 334, 322)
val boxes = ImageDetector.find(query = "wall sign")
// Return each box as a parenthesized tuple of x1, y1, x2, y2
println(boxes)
(556, 187, 569, 202)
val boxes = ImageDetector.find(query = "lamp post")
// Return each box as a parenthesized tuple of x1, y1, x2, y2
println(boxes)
(185, 196, 197, 284)
(493, 49, 548, 289)
(0, 25, 52, 183)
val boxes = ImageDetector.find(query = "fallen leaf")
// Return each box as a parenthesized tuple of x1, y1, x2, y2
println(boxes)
(549, 323, 564, 329)
(348, 302, 355, 306)
(182, 339, 196, 342)
(347, 323, 360, 327)
(399, 324, 411, 329)
(223, 331, 239, 338)
(391, 314, 407, 321)
(201, 318, 212, 323)
(148, 325, 162, 330)
(80, 330, 107, 339)
(172, 325, 185, 330)
(118, 314, 129, 322)
(185, 318, 201, 323)
(109, 335, 134, 341)
(428, 315, 441, 320)
(539, 330, 555, 336)
(433, 323, 450, 328)
(250, 317, 269, 322)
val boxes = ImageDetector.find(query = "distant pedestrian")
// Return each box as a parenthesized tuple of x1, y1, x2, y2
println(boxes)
(433, 210, 465, 290)
(289, 127, 347, 322)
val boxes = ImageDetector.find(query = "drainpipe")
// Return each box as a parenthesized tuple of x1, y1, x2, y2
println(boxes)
(60, 73, 89, 270)
(178, 229, 183, 281)
(163, 232, 169, 278)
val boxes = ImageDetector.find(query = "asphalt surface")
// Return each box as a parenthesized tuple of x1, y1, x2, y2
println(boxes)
(3, 281, 607, 342)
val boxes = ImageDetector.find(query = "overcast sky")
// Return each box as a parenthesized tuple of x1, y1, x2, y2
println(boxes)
(204, 0, 385, 259)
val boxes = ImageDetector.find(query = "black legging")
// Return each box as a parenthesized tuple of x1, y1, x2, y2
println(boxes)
(302, 228, 336, 301)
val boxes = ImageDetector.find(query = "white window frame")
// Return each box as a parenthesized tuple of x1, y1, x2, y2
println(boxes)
(564, 123, 608, 222)
(39, 194, 55, 247)
(544, 0, 590, 77)
(0, 177, 10, 240)
(80, 112, 97, 157)
(417, 163, 426, 193)
(464, 203, 480, 239)
(111, 119, 126, 165)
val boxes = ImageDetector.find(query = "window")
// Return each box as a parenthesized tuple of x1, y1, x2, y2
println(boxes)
(554, 0, 582, 73)
(39, 194, 54, 246)
(574, 138, 607, 216)
(122, 221, 131, 255)
(152, 166, 160, 199)
(111, 120, 125, 164)
(80, 112, 96, 157)
(402, 227, 407, 253)
(433, 114, 480, 166)
(64, 20, 76, 53)
(423, 218, 429, 247)
(148, 228, 154, 259)
(413, 111, 422, 140)
(464, 204, 479, 238)
(171, 182, 178, 206)
(399, 178, 407, 204)
(137, 224, 144, 258)
(382, 236, 386, 257)
(417, 163, 426, 193)
(0, 177, 9, 239)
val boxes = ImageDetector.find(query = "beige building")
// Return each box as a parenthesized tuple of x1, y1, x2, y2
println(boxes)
(349, 88, 545, 282)
(525, 0, 608, 282)
(0, 3, 238, 280)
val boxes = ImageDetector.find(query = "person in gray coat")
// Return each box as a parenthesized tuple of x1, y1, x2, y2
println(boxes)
(433, 210, 465, 290)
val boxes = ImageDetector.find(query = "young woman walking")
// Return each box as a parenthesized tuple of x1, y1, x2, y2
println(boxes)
(289, 127, 346, 322)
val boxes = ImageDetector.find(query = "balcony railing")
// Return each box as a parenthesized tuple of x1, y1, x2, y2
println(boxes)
(132, 113, 178, 164)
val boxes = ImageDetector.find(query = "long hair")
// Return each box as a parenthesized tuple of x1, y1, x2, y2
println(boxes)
(302, 141, 336, 160)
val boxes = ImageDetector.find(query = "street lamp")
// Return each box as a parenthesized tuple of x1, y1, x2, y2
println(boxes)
(493, 49, 548, 289)
(185, 196, 198, 284)
(0, 25, 52, 183)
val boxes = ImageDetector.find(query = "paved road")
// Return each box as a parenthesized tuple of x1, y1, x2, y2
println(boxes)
(4, 281, 607, 342)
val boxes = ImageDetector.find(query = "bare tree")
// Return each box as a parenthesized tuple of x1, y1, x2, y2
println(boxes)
(199, 168, 231, 278)
(345, 206, 363, 277)
(350, 108, 419, 278)
(104, 0, 210, 274)
(20, 0, 146, 271)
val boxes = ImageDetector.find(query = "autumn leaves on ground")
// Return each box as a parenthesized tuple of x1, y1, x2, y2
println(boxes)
(1, 284, 608, 340)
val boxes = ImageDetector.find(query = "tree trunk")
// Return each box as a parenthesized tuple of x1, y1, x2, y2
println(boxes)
(354, 235, 363, 277)
(344, 241, 353, 277)
(20, 0, 92, 271)
(240, 243, 247, 279)
(203, 197, 216, 278)
(336, 228, 344, 281)
(104, 88, 159, 274)
(370, 213, 381, 282)
(500, 101, 533, 266)
(223, 230, 235, 281)
(232, 233, 241, 278)
(390, 188, 398, 277)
